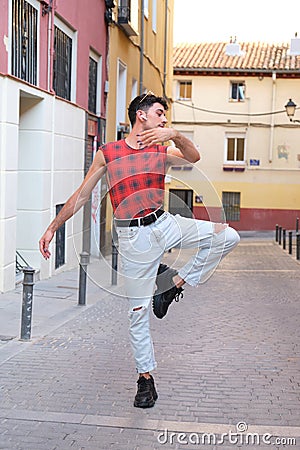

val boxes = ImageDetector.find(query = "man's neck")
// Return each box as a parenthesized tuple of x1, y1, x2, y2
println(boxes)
(125, 128, 144, 150)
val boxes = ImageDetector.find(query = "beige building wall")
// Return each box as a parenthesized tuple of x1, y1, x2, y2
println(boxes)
(171, 73, 300, 230)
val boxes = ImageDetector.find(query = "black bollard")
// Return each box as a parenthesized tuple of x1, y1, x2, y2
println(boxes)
(275, 224, 279, 242)
(78, 252, 89, 305)
(296, 217, 299, 233)
(278, 226, 282, 245)
(297, 233, 300, 261)
(20, 267, 35, 341)
(289, 231, 293, 255)
(283, 229, 286, 250)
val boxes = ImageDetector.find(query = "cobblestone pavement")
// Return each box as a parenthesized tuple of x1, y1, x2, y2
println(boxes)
(0, 239, 299, 449)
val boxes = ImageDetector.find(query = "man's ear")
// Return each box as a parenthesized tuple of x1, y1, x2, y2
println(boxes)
(137, 110, 147, 121)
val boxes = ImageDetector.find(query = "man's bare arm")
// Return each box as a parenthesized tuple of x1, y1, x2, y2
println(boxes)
(138, 127, 200, 163)
(39, 150, 106, 259)
(167, 130, 200, 163)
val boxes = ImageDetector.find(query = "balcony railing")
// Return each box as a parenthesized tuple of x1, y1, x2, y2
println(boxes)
(118, 6, 138, 36)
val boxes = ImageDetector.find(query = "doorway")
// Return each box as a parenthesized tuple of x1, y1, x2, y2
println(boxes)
(168, 189, 194, 218)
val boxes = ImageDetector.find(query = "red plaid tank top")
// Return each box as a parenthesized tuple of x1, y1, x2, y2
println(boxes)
(101, 140, 168, 219)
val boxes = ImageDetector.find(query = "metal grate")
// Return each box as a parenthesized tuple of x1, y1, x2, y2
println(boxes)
(222, 191, 241, 221)
(12, 0, 38, 85)
(53, 26, 72, 100)
(16, 250, 30, 274)
(88, 57, 98, 114)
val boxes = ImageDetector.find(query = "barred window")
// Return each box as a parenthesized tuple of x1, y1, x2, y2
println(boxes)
(11, 0, 38, 85)
(88, 57, 98, 114)
(222, 192, 241, 221)
(53, 26, 72, 100)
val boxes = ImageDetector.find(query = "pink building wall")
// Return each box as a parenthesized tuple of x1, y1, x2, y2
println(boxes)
(0, 0, 107, 116)
(0, 1, 9, 73)
(55, 0, 107, 116)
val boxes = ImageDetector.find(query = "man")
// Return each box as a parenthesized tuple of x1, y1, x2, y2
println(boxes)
(39, 93, 240, 409)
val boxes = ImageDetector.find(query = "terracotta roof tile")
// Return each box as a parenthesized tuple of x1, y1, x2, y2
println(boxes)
(173, 42, 300, 72)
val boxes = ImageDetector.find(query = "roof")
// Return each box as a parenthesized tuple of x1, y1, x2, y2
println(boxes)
(173, 42, 300, 74)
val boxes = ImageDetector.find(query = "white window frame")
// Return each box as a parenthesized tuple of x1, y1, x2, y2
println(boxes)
(230, 81, 245, 102)
(152, 0, 157, 33)
(130, 0, 139, 32)
(144, 0, 149, 19)
(131, 78, 138, 100)
(54, 16, 77, 103)
(177, 80, 192, 100)
(224, 133, 246, 164)
(89, 49, 102, 116)
(116, 59, 127, 137)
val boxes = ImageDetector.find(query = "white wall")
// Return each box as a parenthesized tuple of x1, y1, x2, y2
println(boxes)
(0, 75, 86, 293)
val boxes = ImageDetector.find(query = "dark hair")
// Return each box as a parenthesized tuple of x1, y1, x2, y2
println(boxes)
(128, 94, 168, 126)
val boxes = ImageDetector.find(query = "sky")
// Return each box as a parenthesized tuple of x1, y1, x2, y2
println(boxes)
(173, 0, 300, 45)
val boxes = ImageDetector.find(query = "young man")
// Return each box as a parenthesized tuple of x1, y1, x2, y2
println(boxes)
(39, 93, 240, 409)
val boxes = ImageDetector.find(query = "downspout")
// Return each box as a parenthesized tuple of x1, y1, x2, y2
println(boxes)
(269, 71, 276, 163)
(47, 0, 55, 93)
(163, 0, 168, 97)
(48, 0, 55, 276)
(139, 0, 144, 94)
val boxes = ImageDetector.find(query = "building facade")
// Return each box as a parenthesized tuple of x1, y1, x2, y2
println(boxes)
(171, 41, 300, 231)
(0, 0, 108, 292)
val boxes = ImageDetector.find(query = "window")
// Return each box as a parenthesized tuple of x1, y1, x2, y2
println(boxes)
(88, 57, 98, 114)
(230, 82, 245, 101)
(53, 26, 72, 100)
(144, 0, 149, 18)
(225, 135, 245, 163)
(222, 192, 241, 221)
(152, 0, 157, 32)
(178, 81, 192, 100)
(11, 0, 38, 85)
(169, 189, 193, 218)
(116, 60, 127, 137)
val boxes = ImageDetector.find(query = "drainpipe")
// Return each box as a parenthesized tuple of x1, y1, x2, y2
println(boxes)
(139, 0, 144, 94)
(269, 71, 276, 163)
(163, 0, 168, 97)
(47, 0, 55, 93)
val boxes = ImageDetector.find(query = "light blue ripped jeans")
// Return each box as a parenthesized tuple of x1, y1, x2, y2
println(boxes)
(115, 212, 240, 374)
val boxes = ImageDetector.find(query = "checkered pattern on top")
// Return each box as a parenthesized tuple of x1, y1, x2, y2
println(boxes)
(101, 140, 168, 219)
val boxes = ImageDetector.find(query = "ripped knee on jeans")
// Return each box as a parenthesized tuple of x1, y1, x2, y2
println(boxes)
(133, 306, 143, 312)
(214, 222, 228, 234)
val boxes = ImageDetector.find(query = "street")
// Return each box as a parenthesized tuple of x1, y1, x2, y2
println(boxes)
(0, 236, 299, 449)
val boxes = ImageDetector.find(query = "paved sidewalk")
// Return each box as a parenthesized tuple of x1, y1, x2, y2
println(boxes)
(0, 253, 123, 362)
(0, 234, 299, 449)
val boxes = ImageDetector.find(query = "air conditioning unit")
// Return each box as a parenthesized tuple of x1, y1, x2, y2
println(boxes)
(289, 36, 300, 56)
(225, 37, 245, 57)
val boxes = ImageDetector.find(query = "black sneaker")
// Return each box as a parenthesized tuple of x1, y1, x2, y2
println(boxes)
(152, 264, 184, 319)
(134, 375, 158, 408)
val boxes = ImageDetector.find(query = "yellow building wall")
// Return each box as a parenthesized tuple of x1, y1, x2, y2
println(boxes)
(104, 0, 174, 240)
(106, 0, 173, 143)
